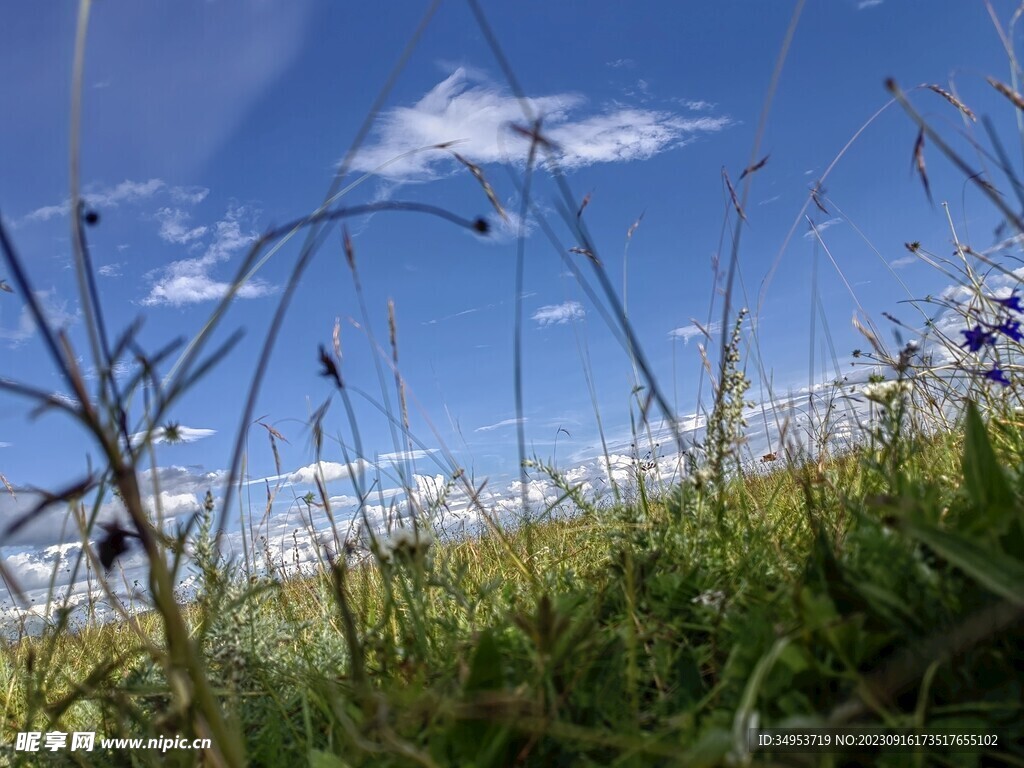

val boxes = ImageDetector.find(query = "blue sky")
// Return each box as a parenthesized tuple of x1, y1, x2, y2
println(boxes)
(2, 1, 1023, 620)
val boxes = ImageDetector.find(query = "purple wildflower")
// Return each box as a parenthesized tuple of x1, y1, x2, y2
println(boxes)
(997, 318, 1024, 343)
(961, 325, 995, 352)
(985, 368, 1011, 386)
(993, 292, 1024, 313)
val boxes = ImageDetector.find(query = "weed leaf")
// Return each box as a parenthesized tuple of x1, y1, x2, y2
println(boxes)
(901, 519, 1024, 606)
(961, 401, 1014, 534)
(308, 750, 352, 768)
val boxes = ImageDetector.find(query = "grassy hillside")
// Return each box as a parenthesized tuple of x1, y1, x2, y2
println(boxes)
(4, 2, 1024, 766)
(2, 403, 1023, 766)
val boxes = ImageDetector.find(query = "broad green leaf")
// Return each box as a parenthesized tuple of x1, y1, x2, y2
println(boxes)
(309, 750, 352, 768)
(733, 637, 790, 758)
(464, 628, 504, 692)
(961, 401, 1014, 534)
(455, 630, 513, 767)
(683, 728, 733, 767)
(903, 519, 1024, 606)
(854, 580, 922, 630)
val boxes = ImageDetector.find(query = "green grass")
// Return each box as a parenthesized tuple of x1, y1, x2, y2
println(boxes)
(3, 416, 1022, 767)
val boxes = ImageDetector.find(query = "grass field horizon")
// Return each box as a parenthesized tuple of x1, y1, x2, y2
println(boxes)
(3, 1, 1024, 766)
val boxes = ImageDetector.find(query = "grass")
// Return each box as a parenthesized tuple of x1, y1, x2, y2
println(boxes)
(3, 425, 1021, 767)
(3, 1, 1024, 766)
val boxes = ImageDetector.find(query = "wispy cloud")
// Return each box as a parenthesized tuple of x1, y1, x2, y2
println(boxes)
(20, 179, 166, 225)
(889, 255, 918, 270)
(804, 217, 843, 239)
(424, 288, 541, 326)
(669, 320, 721, 345)
(97, 263, 123, 278)
(127, 425, 216, 447)
(679, 99, 715, 112)
(86, 178, 166, 208)
(0, 290, 77, 347)
(857, 0, 884, 9)
(18, 180, 208, 230)
(482, 206, 538, 244)
(606, 58, 635, 69)
(142, 205, 273, 306)
(476, 417, 527, 433)
(423, 306, 483, 325)
(155, 207, 208, 244)
(532, 300, 585, 327)
(169, 186, 210, 206)
(352, 68, 730, 180)
(377, 448, 439, 463)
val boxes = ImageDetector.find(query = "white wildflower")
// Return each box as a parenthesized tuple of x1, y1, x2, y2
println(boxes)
(380, 526, 433, 561)
(691, 589, 726, 609)
(688, 467, 714, 488)
(861, 379, 910, 404)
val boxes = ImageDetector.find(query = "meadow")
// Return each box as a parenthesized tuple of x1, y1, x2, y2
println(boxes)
(2, 2, 1024, 766)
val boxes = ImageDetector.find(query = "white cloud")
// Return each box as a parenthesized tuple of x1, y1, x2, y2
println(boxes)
(1, 376, 897, 629)
(155, 207, 208, 244)
(97, 263, 123, 278)
(1, 549, 73, 592)
(19, 179, 207, 228)
(150, 491, 202, 516)
(352, 68, 729, 180)
(203, 206, 259, 262)
(142, 274, 273, 306)
(89, 179, 166, 208)
(532, 300, 584, 327)
(20, 204, 68, 224)
(20, 178, 165, 224)
(669, 320, 721, 345)
(804, 217, 843, 239)
(0, 290, 77, 347)
(127, 425, 216, 447)
(889, 255, 918, 270)
(552, 109, 727, 169)
(681, 99, 715, 112)
(475, 417, 527, 433)
(482, 206, 537, 244)
(982, 233, 1024, 256)
(857, 0, 884, 9)
(142, 205, 273, 306)
(377, 449, 439, 463)
(138, 465, 227, 497)
(169, 186, 210, 205)
(606, 58, 635, 69)
(287, 459, 371, 486)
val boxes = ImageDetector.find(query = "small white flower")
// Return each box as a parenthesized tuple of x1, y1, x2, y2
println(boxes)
(372, 537, 394, 564)
(380, 526, 433, 561)
(692, 589, 726, 609)
(862, 379, 909, 404)
(318, 530, 337, 551)
(688, 468, 714, 488)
